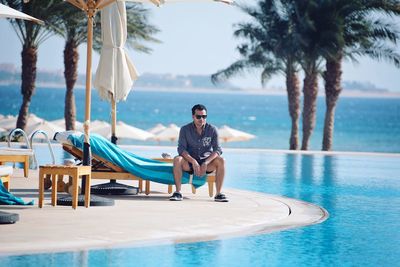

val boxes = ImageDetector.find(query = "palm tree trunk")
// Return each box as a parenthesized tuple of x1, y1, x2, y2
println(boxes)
(322, 54, 342, 151)
(16, 45, 37, 130)
(63, 39, 79, 130)
(285, 65, 301, 150)
(301, 66, 319, 150)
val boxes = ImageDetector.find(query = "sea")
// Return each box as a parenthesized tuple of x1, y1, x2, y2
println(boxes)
(1, 85, 399, 153)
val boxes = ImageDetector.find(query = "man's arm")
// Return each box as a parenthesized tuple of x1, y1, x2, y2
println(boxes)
(177, 127, 197, 165)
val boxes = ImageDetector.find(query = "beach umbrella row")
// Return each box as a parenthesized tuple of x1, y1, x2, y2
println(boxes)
(1, 116, 256, 143)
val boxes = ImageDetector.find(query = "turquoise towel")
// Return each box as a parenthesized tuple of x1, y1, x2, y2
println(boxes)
(68, 133, 207, 188)
(0, 180, 34, 205)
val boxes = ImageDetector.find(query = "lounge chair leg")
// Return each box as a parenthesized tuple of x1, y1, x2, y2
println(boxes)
(168, 185, 172, 194)
(138, 180, 143, 192)
(208, 180, 214, 197)
(145, 180, 150, 195)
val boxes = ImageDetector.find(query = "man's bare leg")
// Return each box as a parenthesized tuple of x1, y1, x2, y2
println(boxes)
(173, 156, 183, 192)
(173, 156, 191, 192)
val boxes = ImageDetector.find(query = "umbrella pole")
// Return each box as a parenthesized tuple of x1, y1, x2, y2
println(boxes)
(110, 97, 117, 183)
(58, 0, 115, 207)
(81, 6, 95, 194)
(111, 96, 117, 145)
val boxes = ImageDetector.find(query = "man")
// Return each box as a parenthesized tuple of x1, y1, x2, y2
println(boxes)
(170, 104, 228, 202)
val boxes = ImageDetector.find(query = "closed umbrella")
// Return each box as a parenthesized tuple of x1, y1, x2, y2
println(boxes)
(0, 3, 43, 24)
(218, 125, 255, 143)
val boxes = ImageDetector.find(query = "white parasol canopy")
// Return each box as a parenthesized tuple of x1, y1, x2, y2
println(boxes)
(0, 115, 17, 130)
(26, 120, 64, 138)
(153, 123, 180, 142)
(147, 123, 166, 135)
(50, 119, 84, 132)
(218, 125, 255, 143)
(91, 120, 112, 137)
(107, 121, 154, 140)
(0, 3, 44, 24)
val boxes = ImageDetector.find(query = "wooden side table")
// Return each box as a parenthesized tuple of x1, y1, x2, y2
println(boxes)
(0, 154, 31, 178)
(38, 165, 91, 209)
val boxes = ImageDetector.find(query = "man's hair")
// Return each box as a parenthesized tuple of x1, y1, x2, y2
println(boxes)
(192, 104, 207, 115)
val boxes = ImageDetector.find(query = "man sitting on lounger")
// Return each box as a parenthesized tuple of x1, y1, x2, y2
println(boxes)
(170, 104, 228, 202)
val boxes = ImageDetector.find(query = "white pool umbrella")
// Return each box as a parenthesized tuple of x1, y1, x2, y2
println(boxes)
(91, 120, 112, 137)
(26, 120, 64, 139)
(0, 115, 17, 130)
(107, 121, 154, 141)
(50, 119, 84, 132)
(153, 123, 180, 142)
(147, 123, 166, 135)
(0, 3, 43, 24)
(218, 125, 255, 143)
(0, 114, 44, 131)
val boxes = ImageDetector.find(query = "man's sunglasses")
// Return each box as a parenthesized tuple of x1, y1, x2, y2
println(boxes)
(195, 115, 207, 119)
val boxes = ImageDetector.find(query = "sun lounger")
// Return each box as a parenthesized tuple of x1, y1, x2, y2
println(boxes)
(55, 131, 208, 195)
(0, 148, 33, 178)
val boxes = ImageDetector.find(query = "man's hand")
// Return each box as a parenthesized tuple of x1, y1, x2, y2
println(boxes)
(192, 160, 201, 176)
(199, 162, 208, 176)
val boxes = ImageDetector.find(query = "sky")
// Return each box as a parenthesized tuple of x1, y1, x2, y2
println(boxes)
(0, 1, 400, 92)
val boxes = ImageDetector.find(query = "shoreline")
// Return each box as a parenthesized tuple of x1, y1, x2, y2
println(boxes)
(1, 83, 400, 98)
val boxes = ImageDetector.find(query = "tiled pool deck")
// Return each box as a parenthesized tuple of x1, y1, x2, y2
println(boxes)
(0, 168, 327, 256)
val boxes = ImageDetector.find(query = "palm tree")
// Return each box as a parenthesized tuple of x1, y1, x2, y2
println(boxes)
(274, 0, 324, 151)
(212, 0, 302, 149)
(320, 0, 400, 150)
(1, 0, 62, 130)
(53, 2, 159, 130)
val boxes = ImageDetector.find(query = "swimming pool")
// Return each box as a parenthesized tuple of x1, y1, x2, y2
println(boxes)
(1, 147, 399, 266)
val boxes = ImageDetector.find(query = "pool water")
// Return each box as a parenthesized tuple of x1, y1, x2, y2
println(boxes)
(1, 148, 399, 267)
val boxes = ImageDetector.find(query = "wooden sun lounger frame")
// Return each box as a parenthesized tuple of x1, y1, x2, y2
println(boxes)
(62, 144, 216, 197)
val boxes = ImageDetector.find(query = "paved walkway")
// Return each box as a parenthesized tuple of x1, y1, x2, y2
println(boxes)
(0, 168, 327, 256)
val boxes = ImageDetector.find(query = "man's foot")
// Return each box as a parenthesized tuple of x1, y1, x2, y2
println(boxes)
(169, 192, 183, 201)
(214, 193, 229, 202)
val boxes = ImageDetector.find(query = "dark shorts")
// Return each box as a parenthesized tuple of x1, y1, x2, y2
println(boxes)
(187, 159, 213, 175)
